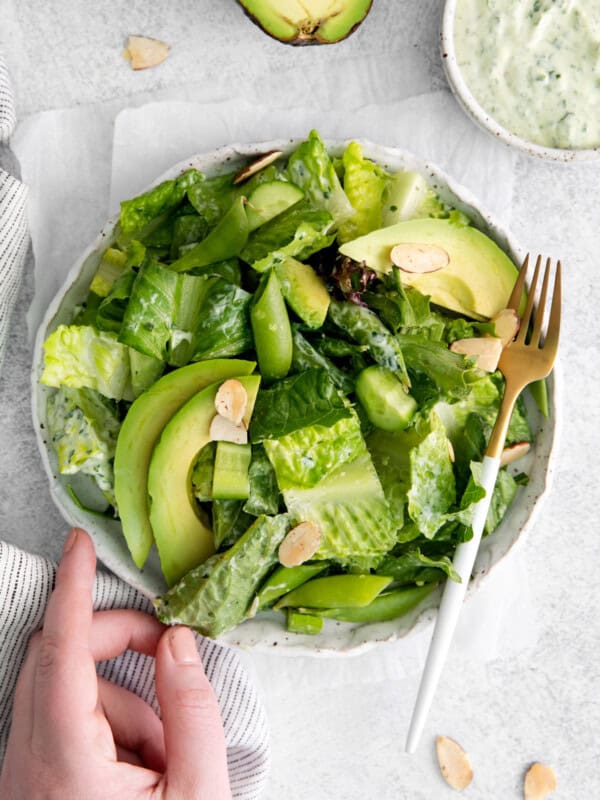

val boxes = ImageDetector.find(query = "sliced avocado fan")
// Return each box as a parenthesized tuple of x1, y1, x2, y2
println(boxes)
(238, 0, 373, 45)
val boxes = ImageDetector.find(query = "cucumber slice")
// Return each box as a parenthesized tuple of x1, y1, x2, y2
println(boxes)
(246, 181, 304, 231)
(355, 365, 417, 431)
(212, 442, 252, 500)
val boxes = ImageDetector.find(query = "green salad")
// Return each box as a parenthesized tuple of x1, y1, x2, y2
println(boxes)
(41, 130, 539, 639)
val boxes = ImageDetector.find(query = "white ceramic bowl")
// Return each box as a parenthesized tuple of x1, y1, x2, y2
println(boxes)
(32, 138, 559, 655)
(441, 0, 600, 163)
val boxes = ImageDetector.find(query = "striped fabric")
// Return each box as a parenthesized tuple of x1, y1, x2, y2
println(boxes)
(0, 541, 271, 798)
(0, 53, 28, 374)
(0, 56, 270, 798)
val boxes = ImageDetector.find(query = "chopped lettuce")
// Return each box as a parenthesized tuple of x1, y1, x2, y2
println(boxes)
(241, 202, 335, 272)
(154, 514, 291, 637)
(283, 453, 398, 559)
(46, 387, 121, 505)
(243, 445, 280, 516)
(338, 141, 388, 243)
(263, 410, 365, 490)
(407, 412, 456, 539)
(250, 368, 351, 442)
(120, 169, 203, 235)
(42, 325, 133, 401)
(287, 130, 355, 228)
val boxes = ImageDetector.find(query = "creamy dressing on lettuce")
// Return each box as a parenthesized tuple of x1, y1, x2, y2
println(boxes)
(454, 0, 600, 149)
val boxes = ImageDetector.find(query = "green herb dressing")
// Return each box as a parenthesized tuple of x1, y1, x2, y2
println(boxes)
(453, 0, 600, 149)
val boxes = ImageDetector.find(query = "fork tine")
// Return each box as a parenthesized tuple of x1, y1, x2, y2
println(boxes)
(529, 257, 552, 347)
(516, 254, 542, 343)
(543, 259, 562, 354)
(506, 253, 529, 312)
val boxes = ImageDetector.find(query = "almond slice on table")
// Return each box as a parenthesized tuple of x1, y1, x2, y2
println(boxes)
(450, 336, 503, 373)
(209, 414, 248, 444)
(490, 307, 520, 347)
(390, 243, 449, 273)
(278, 521, 322, 567)
(214, 379, 248, 425)
(435, 735, 473, 791)
(233, 151, 283, 184)
(124, 35, 170, 71)
(524, 762, 557, 800)
(500, 441, 531, 466)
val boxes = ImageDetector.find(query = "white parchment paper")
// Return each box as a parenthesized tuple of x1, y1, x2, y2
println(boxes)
(12, 90, 537, 678)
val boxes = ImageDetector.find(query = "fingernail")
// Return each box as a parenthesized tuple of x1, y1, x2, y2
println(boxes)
(169, 627, 199, 663)
(63, 528, 79, 554)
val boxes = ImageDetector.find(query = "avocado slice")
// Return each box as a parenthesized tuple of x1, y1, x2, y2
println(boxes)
(148, 374, 261, 586)
(339, 218, 518, 320)
(275, 256, 330, 329)
(114, 359, 256, 570)
(238, 0, 373, 45)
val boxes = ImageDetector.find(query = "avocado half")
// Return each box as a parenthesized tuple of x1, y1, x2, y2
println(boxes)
(238, 0, 373, 45)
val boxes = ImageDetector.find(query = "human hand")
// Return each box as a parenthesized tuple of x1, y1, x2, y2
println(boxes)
(0, 528, 232, 800)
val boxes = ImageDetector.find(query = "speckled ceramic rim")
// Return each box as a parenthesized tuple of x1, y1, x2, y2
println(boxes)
(441, 0, 600, 163)
(31, 138, 559, 656)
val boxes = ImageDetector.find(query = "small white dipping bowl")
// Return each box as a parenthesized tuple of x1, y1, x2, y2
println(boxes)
(32, 139, 560, 655)
(441, 0, 600, 163)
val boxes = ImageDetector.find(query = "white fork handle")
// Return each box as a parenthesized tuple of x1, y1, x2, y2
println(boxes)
(405, 454, 501, 754)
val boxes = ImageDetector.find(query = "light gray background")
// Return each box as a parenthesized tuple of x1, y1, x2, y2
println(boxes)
(1, 1, 599, 797)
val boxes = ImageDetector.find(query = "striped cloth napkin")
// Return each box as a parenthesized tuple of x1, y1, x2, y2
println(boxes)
(0, 55, 270, 799)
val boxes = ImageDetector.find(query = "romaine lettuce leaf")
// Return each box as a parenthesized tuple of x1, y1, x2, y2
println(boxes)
(282, 453, 398, 559)
(241, 202, 335, 272)
(376, 547, 461, 585)
(263, 410, 365, 490)
(212, 500, 253, 549)
(46, 387, 121, 505)
(191, 278, 252, 360)
(42, 325, 133, 401)
(407, 412, 456, 539)
(243, 445, 280, 516)
(154, 514, 292, 637)
(186, 172, 236, 227)
(120, 169, 203, 235)
(287, 130, 355, 227)
(338, 141, 388, 243)
(250, 368, 351, 442)
(328, 299, 410, 387)
(291, 328, 354, 394)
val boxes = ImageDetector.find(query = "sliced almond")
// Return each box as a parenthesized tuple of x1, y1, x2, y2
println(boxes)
(390, 243, 449, 273)
(124, 35, 170, 71)
(450, 336, 503, 372)
(524, 762, 557, 800)
(490, 307, 520, 347)
(233, 151, 283, 184)
(436, 736, 473, 791)
(209, 414, 248, 444)
(500, 441, 531, 466)
(215, 379, 248, 426)
(447, 438, 455, 463)
(278, 521, 322, 567)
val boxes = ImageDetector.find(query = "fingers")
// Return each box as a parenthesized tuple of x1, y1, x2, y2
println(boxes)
(98, 677, 166, 772)
(32, 528, 99, 752)
(90, 609, 165, 661)
(155, 627, 231, 799)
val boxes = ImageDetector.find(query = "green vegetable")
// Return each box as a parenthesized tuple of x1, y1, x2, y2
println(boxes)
(212, 442, 252, 500)
(243, 445, 280, 516)
(120, 169, 203, 236)
(47, 387, 121, 505)
(328, 298, 410, 388)
(250, 269, 293, 381)
(275, 574, 392, 609)
(42, 325, 133, 401)
(286, 610, 323, 635)
(256, 562, 329, 609)
(191, 278, 253, 361)
(355, 365, 418, 431)
(154, 514, 291, 637)
(313, 583, 438, 623)
(287, 130, 355, 227)
(338, 141, 388, 242)
(170, 196, 249, 272)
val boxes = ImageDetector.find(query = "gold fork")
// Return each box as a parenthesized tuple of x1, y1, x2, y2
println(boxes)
(406, 254, 561, 753)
